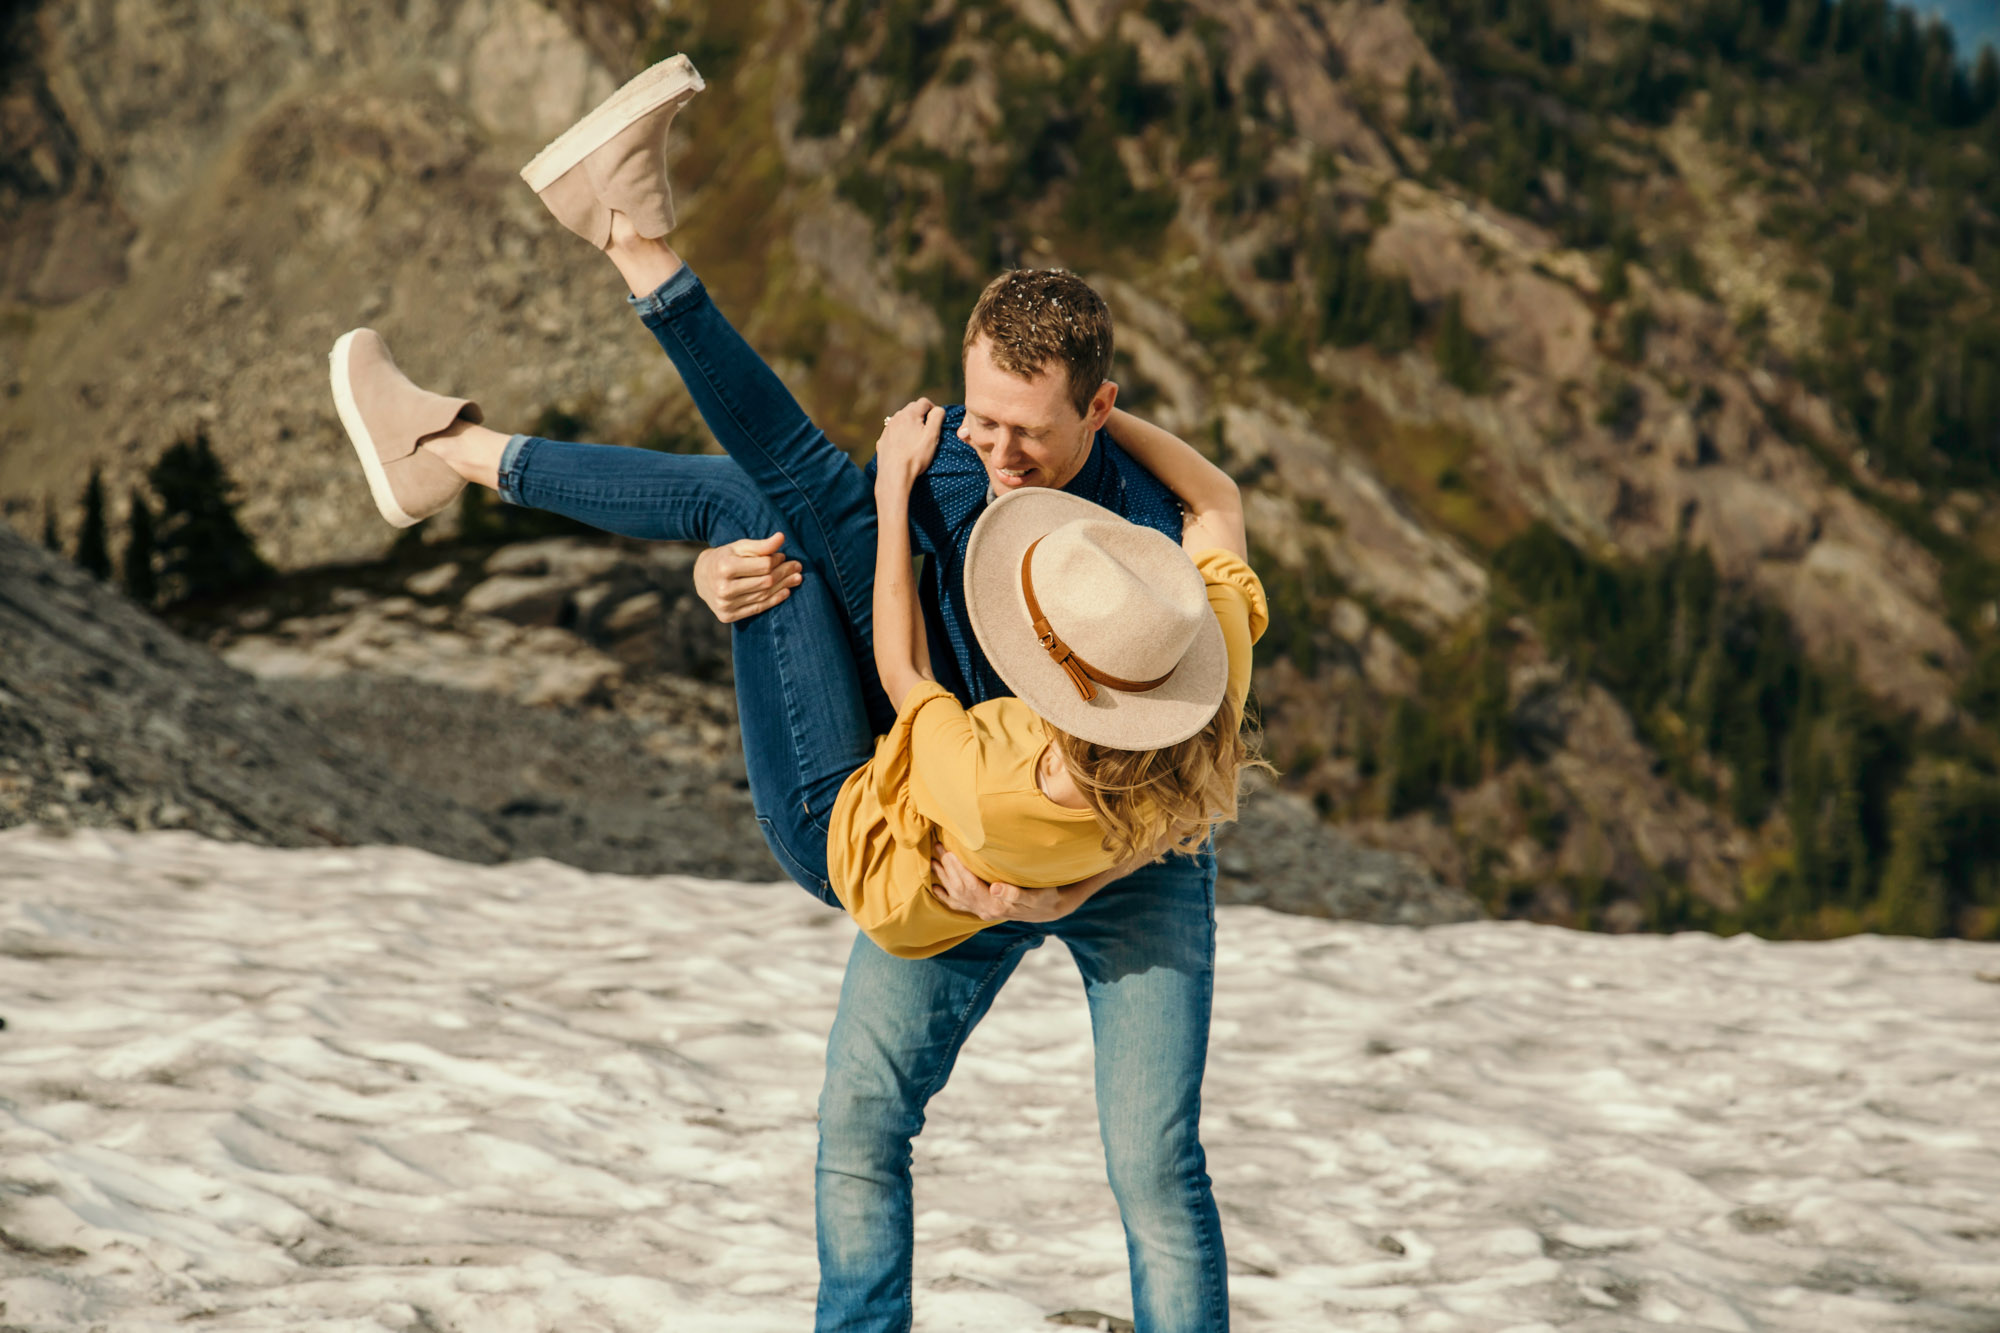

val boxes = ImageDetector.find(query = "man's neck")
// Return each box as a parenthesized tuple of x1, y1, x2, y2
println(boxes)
(1043, 429, 1101, 493)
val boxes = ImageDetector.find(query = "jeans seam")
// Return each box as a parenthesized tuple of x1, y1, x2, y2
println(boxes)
(1197, 880, 1227, 1329)
(752, 600, 840, 892)
(754, 814, 834, 902)
(496, 433, 536, 504)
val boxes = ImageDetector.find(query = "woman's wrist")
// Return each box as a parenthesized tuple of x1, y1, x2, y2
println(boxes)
(874, 479, 915, 516)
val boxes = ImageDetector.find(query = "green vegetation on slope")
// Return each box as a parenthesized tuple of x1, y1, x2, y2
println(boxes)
(766, 0, 2000, 939)
(1369, 521, 2000, 939)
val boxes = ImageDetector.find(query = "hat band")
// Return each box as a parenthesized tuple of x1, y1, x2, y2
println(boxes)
(1020, 537, 1177, 703)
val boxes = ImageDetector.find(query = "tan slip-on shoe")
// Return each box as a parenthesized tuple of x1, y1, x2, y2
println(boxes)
(329, 328, 480, 528)
(520, 53, 705, 249)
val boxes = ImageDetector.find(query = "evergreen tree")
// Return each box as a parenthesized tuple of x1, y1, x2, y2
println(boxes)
(1878, 773, 1946, 936)
(1435, 293, 1489, 393)
(147, 433, 271, 605)
(122, 488, 157, 606)
(74, 466, 110, 581)
(1783, 0, 1832, 60)
(1973, 46, 2000, 121)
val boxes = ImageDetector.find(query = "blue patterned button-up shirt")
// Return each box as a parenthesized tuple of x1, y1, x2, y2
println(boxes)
(866, 404, 1185, 706)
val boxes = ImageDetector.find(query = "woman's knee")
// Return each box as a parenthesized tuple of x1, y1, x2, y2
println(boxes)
(701, 463, 786, 546)
(752, 815, 836, 906)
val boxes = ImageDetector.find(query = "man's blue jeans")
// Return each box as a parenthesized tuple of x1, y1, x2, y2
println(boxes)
(818, 850, 1228, 1333)
(496, 266, 1229, 1330)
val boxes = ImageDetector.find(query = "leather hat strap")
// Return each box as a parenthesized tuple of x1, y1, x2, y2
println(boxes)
(1020, 537, 1176, 703)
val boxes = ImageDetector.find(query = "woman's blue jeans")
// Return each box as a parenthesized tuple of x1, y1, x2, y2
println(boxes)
(498, 265, 891, 904)
(496, 266, 1229, 1331)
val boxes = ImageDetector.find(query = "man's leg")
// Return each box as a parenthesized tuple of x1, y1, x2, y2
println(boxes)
(816, 926, 1044, 1333)
(1053, 851, 1228, 1333)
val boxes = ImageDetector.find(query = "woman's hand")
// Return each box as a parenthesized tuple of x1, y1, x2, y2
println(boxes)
(929, 849, 1085, 923)
(874, 399, 945, 497)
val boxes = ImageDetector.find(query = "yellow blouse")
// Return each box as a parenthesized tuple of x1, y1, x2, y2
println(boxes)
(827, 548, 1268, 959)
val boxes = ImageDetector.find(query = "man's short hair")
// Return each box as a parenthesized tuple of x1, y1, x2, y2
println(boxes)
(962, 270, 1114, 419)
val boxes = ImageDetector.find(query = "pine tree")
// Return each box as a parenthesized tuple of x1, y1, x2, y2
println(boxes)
(122, 488, 157, 606)
(147, 433, 271, 605)
(75, 466, 110, 580)
(1877, 773, 1946, 936)
(1783, 0, 1832, 61)
(1368, 272, 1416, 354)
(1973, 46, 2000, 122)
(1435, 294, 1489, 393)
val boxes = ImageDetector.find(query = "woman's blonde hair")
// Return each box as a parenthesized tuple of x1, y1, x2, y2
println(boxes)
(1050, 700, 1274, 864)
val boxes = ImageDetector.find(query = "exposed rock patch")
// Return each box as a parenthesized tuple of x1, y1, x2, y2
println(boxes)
(203, 534, 1479, 922)
(0, 521, 502, 858)
(1217, 782, 1483, 927)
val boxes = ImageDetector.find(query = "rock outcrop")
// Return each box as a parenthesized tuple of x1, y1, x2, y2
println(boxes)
(0, 520, 503, 858)
(1216, 781, 1483, 926)
(204, 532, 1481, 922)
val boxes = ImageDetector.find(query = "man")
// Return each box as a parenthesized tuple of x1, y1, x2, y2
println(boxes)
(691, 270, 1230, 1332)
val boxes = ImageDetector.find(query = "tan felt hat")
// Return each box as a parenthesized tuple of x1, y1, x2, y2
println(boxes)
(964, 487, 1226, 750)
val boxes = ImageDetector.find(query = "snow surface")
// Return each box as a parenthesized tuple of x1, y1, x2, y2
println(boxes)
(1, 827, 1997, 1333)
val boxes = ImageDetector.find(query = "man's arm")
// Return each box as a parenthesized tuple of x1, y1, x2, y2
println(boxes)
(692, 534, 802, 623)
(927, 841, 1171, 924)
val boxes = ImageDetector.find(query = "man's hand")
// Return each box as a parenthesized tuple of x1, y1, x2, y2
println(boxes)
(692, 532, 803, 625)
(929, 849, 1085, 924)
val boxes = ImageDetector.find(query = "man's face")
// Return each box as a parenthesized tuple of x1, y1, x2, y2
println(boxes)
(960, 335, 1116, 493)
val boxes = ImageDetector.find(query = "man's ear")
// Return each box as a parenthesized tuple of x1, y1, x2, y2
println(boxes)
(1085, 380, 1119, 432)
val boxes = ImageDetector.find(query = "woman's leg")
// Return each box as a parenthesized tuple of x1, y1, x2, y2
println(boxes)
(427, 432, 868, 902)
(425, 223, 892, 730)
(601, 223, 883, 698)
(503, 63, 887, 715)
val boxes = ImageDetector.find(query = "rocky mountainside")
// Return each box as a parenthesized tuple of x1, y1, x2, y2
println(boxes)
(5, 0, 1998, 936)
(0, 497, 1482, 923)
(183, 530, 1484, 922)
(0, 518, 503, 857)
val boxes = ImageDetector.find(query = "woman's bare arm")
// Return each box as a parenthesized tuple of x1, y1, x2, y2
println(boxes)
(1104, 409, 1247, 560)
(872, 402, 945, 708)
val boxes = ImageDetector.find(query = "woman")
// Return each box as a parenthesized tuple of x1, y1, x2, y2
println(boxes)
(329, 54, 1267, 958)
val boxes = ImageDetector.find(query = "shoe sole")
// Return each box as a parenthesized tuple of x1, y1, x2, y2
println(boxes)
(330, 329, 421, 529)
(519, 53, 705, 193)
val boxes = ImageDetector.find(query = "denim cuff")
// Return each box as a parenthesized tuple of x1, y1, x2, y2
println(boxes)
(628, 262, 706, 325)
(495, 433, 536, 505)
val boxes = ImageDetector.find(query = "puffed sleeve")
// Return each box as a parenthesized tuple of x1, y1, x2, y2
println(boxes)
(1191, 548, 1269, 715)
(870, 680, 986, 851)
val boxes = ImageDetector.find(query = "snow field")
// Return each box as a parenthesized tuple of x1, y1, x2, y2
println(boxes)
(1, 827, 1997, 1331)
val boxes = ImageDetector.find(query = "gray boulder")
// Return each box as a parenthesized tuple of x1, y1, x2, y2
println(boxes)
(1216, 786, 1485, 927)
